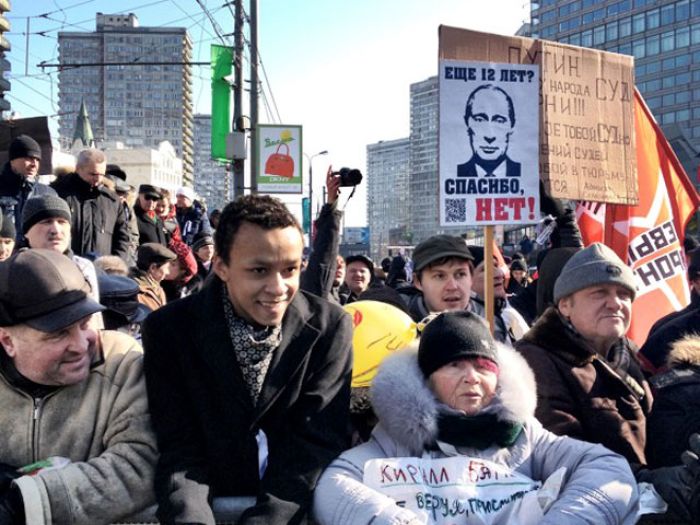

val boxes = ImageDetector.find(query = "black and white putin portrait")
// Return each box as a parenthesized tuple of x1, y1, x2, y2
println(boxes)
(457, 84, 521, 178)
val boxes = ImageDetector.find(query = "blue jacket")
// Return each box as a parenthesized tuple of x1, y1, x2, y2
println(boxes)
(176, 200, 212, 246)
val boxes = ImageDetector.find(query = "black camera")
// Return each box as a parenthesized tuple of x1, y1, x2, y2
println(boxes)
(333, 167, 363, 187)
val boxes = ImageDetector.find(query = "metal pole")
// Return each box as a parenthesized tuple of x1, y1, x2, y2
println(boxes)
(306, 150, 327, 219)
(232, 0, 244, 198)
(308, 161, 313, 217)
(249, 0, 259, 193)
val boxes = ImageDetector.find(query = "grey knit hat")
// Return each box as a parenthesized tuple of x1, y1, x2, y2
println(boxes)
(21, 195, 71, 235)
(553, 243, 636, 303)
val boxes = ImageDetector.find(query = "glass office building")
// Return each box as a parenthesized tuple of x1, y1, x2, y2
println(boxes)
(366, 137, 411, 260)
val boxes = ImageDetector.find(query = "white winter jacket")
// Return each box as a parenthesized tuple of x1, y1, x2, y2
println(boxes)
(313, 343, 639, 525)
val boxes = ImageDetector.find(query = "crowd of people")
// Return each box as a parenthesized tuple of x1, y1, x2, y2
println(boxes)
(1, 133, 700, 524)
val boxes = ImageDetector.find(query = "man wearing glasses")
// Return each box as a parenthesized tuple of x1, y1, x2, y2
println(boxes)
(133, 184, 168, 246)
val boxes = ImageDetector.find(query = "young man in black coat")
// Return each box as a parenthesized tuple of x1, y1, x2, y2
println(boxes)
(143, 194, 353, 524)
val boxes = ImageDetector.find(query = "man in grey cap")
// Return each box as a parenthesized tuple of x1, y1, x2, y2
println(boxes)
(0, 249, 156, 523)
(395, 234, 475, 322)
(0, 135, 56, 243)
(516, 242, 696, 519)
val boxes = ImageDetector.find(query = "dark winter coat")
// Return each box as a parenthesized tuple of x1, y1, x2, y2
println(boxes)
(133, 201, 167, 246)
(300, 202, 342, 303)
(396, 285, 430, 322)
(516, 307, 652, 468)
(142, 277, 353, 524)
(640, 307, 700, 373)
(175, 200, 212, 246)
(509, 278, 538, 326)
(647, 336, 700, 468)
(0, 162, 56, 242)
(51, 173, 130, 259)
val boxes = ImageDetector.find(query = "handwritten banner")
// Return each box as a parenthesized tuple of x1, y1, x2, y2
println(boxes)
(363, 456, 555, 524)
(439, 26, 638, 205)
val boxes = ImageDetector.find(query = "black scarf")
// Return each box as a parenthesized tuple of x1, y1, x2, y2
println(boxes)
(436, 409, 523, 450)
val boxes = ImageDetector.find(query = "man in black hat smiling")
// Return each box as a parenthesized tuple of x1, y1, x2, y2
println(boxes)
(0, 249, 157, 523)
(0, 135, 56, 243)
(134, 184, 167, 246)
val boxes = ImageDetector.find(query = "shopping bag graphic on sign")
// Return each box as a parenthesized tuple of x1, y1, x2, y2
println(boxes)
(264, 143, 295, 178)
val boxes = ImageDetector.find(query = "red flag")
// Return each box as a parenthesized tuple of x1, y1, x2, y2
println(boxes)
(575, 200, 605, 245)
(578, 90, 700, 347)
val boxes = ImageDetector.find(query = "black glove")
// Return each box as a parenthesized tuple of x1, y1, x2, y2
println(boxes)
(539, 180, 566, 218)
(0, 464, 19, 496)
(682, 433, 700, 523)
(0, 486, 24, 525)
(637, 465, 692, 520)
(549, 209, 584, 249)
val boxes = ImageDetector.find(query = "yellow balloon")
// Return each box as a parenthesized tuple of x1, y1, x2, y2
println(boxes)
(343, 300, 417, 388)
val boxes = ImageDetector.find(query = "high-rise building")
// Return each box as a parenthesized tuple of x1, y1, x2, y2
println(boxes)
(0, 0, 11, 114)
(193, 114, 230, 211)
(57, 13, 194, 183)
(409, 77, 465, 244)
(530, 0, 700, 177)
(366, 137, 410, 260)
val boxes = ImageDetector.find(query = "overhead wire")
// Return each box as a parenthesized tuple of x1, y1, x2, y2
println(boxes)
(8, 2, 237, 122)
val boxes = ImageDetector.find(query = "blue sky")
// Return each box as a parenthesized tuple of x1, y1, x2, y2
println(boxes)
(5, 0, 529, 225)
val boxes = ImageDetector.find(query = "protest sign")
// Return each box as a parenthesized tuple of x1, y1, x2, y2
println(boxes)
(439, 26, 638, 205)
(439, 60, 539, 226)
(363, 456, 560, 525)
(256, 124, 303, 193)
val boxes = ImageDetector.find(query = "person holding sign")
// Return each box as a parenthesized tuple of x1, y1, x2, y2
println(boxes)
(314, 311, 638, 525)
(457, 85, 520, 179)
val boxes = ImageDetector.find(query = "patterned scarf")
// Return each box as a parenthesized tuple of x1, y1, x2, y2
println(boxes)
(221, 284, 282, 404)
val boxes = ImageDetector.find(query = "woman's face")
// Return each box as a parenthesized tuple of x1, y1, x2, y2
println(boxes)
(164, 258, 184, 281)
(155, 198, 169, 216)
(0, 237, 15, 261)
(430, 358, 498, 415)
(149, 261, 171, 283)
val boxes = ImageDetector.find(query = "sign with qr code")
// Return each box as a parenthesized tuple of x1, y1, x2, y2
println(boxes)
(439, 60, 539, 226)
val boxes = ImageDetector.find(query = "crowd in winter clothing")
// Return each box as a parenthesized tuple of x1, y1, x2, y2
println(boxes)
(2, 135, 700, 524)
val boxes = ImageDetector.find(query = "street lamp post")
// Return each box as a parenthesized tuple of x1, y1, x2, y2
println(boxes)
(304, 150, 328, 220)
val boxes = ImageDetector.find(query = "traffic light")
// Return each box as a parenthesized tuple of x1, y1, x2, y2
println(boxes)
(0, 0, 10, 113)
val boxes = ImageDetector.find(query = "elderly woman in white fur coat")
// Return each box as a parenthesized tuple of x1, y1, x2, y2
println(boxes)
(313, 311, 639, 525)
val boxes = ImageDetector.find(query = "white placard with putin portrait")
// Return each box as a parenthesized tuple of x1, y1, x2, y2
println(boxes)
(439, 60, 539, 226)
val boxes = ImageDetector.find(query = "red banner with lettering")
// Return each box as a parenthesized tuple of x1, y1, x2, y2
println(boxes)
(576, 90, 700, 346)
